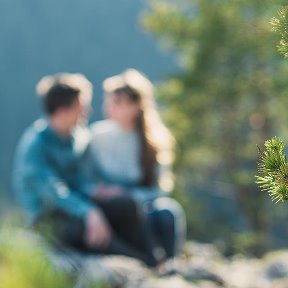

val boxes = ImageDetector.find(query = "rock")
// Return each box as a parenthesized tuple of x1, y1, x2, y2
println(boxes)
(218, 257, 263, 288)
(157, 258, 224, 286)
(48, 247, 84, 275)
(51, 252, 151, 288)
(91, 256, 150, 288)
(17, 230, 288, 288)
(140, 275, 199, 288)
(180, 264, 224, 285)
(262, 251, 288, 280)
(196, 280, 221, 288)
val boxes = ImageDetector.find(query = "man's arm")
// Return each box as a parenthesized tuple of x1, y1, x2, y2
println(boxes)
(14, 138, 94, 220)
(14, 135, 112, 247)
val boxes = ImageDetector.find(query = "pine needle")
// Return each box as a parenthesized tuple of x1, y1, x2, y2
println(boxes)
(255, 137, 288, 202)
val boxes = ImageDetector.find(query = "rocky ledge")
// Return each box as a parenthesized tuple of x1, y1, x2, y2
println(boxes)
(50, 241, 288, 288)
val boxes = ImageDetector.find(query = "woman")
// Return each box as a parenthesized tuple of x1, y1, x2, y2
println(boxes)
(90, 69, 186, 259)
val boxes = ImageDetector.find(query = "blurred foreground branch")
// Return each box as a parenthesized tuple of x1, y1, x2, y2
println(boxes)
(255, 7, 288, 202)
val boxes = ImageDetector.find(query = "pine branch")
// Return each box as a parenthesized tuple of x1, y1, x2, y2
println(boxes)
(271, 6, 288, 57)
(255, 137, 288, 202)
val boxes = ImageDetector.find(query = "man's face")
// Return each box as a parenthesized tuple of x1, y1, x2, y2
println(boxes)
(61, 98, 91, 129)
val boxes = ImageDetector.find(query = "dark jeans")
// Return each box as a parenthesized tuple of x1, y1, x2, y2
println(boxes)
(144, 197, 186, 259)
(35, 196, 158, 266)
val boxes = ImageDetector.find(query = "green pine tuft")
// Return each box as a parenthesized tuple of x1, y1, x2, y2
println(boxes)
(271, 6, 288, 57)
(256, 137, 288, 203)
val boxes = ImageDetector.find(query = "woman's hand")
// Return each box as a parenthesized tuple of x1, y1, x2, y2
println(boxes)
(93, 183, 125, 201)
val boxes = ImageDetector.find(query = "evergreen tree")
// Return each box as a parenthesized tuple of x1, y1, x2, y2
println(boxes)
(142, 0, 287, 250)
(256, 6, 288, 204)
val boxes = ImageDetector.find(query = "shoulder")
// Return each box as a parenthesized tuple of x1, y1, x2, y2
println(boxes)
(18, 120, 47, 150)
(89, 120, 121, 153)
(90, 119, 120, 136)
(14, 119, 48, 164)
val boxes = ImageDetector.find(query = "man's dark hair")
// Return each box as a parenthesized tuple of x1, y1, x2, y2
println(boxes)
(36, 73, 93, 116)
(43, 84, 80, 115)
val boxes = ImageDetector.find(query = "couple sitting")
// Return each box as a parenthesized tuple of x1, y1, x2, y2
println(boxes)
(13, 69, 186, 267)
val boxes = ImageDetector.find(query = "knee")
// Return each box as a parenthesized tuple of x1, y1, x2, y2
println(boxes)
(153, 197, 185, 220)
(155, 205, 174, 218)
(157, 209, 175, 230)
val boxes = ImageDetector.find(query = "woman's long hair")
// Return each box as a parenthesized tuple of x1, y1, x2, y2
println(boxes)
(103, 69, 175, 190)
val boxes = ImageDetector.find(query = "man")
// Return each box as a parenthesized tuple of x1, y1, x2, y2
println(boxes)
(13, 73, 157, 265)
